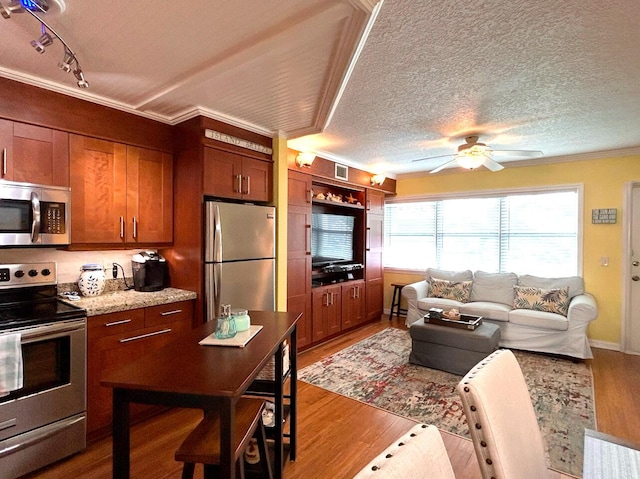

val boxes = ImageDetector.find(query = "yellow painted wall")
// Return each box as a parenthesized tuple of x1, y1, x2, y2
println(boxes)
(273, 136, 288, 312)
(385, 155, 640, 345)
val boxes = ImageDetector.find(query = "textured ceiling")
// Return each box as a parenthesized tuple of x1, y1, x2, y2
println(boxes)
(0, 0, 639, 176)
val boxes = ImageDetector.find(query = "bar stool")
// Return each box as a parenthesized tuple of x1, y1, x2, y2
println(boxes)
(390, 283, 408, 320)
(175, 398, 273, 479)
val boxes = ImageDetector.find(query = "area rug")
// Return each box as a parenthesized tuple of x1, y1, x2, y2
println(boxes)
(299, 328, 595, 477)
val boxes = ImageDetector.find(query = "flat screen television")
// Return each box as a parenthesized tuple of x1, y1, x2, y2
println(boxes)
(311, 211, 356, 268)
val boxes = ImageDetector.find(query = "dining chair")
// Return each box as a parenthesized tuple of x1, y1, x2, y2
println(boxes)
(175, 397, 273, 479)
(353, 423, 456, 479)
(456, 349, 550, 479)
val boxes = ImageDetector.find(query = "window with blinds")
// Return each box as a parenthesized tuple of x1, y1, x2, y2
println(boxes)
(384, 188, 580, 276)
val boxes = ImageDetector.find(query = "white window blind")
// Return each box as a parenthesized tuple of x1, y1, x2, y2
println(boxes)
(384, 188, 579, 276)
(311, 213, 355, 263)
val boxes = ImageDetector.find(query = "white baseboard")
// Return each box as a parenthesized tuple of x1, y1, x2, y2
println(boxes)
(589, 339, 620, 351)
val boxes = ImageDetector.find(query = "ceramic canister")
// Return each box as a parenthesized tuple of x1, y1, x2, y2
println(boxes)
(78, 263, 106, 296)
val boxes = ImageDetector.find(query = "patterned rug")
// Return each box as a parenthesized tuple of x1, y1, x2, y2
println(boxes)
(299, 328, 595, 477)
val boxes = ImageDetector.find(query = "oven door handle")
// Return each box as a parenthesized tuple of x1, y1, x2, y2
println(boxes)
(19, 320, 85, 344)
(30, 191, 41, 244)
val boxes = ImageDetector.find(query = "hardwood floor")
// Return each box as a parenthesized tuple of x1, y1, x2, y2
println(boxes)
(24, 316, 640, 479)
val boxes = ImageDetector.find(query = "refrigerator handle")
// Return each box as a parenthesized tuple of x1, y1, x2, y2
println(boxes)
(213, 263, 222, 320)
(213, 203, 223, 263)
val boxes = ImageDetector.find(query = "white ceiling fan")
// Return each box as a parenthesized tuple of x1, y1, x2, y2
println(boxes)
(413, 135, 543, 174)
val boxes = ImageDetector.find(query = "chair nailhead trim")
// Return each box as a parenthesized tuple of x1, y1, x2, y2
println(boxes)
(398, 442, 405, 446)
(475, 423, 482, 429)
(470, 405, 476, 411)
(481, 441, 487, 447)
(386, 453, 393, 458)
(464, 386, 470, 392)
(486, 459, 493, 465)
(410, 433, 416, 437)
(372, 465, 379, 471)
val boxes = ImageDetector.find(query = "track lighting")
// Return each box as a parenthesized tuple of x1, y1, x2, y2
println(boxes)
(0, 1, 24, 18)
(0, 0, 89, 89)
(57, 48, 72, 72)
(73, 68, 88, 88)
(31, 25, 53, 53)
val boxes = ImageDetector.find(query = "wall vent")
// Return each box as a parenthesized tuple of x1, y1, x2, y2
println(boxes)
(335, 164, 348, 181)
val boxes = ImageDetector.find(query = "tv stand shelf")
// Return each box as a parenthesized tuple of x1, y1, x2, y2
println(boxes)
(312, 198, 364, 209)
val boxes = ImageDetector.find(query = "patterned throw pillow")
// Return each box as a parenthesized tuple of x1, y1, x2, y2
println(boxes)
(429, 278, 472, 303)
(513, 285, 570, 316)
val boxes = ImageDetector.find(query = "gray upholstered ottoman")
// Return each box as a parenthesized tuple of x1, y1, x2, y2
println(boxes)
(409, 320, 501, 375)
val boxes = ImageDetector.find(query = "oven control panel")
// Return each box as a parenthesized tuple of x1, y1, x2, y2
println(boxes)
(0, 262, 57, 289)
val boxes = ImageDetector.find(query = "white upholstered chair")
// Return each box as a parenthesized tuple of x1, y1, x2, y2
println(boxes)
(353, 423, 455, 479)
(457, 349, 550, 479)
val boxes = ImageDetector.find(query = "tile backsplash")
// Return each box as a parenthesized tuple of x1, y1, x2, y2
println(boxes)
(0, 248, 146, 284)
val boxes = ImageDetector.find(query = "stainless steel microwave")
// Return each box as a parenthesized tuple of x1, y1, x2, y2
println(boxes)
(0, 180, 71, 247)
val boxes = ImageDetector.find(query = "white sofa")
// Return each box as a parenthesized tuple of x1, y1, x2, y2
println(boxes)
(402, 268, 598, 359)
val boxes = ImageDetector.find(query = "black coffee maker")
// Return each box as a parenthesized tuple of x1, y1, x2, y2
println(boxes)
(132, 251, 169, 292)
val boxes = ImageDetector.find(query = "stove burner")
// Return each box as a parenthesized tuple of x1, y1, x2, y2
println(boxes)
(0, 262, 86, 331)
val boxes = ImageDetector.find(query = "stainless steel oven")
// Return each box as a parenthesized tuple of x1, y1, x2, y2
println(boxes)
(0, 180, 71, 247)
(0, 262, 86, 479)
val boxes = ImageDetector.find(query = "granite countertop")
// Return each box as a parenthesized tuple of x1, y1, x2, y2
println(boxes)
(59, 287, 197, 316)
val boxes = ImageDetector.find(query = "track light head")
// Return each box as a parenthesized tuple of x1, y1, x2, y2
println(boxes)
(58, 48, 73, 72)
(1, 1, 25, 18)
(73, 68, 88, 88)
(30, 29, 53, 53)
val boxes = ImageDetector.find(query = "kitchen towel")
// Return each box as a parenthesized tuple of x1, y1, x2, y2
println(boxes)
(0, 333, 23, 397)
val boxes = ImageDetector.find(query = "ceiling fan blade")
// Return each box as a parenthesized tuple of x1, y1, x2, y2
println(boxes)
(412, 153, 456, 162)
(490, 149, 543, 158)
(484, 157, 504, 172)
(429, 158, 459, 174)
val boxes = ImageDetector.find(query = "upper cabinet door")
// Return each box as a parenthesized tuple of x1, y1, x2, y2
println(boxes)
(70, 135, 127, 244)
(0, 119, 70, 187)
(366, 189, 385, 214)
(126, 146, 173, 244)
(203, 147, 272, 202)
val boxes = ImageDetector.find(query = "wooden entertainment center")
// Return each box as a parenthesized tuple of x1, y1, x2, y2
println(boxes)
(287, 161, 391, 350)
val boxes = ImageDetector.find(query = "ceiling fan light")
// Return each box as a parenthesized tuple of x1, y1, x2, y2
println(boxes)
(457, 155, 486, 170)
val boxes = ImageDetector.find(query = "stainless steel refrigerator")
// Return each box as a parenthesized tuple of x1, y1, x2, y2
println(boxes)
(204, 200, 276, 322)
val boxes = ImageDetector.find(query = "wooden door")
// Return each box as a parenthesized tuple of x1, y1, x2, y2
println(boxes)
(203, 147, 242, 198)
(288, 170, 312, 207)
(242, 156, 271, 202)
(342, 281, 365, 329)
(365, 191, 384, 320)
(70, 135, 127, 244)
(126, 146, 173, 244)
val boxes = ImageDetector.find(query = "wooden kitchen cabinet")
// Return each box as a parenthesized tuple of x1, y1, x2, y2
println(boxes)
(86, 300, 193, 437)
(312, 285, 342, 342)
(70, 134, 173, 246)
(365, 189, 384, 321)
(203, 147, 271, 202)
(0, 118, 69, 186)
(341, 280, 366, 329)
(287, 170, 313, 348)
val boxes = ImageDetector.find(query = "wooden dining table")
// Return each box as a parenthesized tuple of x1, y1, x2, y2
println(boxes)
(101, 310, 300, 479)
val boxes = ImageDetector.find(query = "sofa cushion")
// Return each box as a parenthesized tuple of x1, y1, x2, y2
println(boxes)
(508, 308, 569, 331)
(470, 271, 518, 306)
(513, 285, 570, 316)
(518, 274, 584, 299)
(460, 301, 512, 322)
(417, 297, 464, 312)
(426, 268, 473, 283)
(430, 278, 472, 302)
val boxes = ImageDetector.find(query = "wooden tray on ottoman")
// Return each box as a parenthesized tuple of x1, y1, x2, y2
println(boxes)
(424, 313, 483, 330)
